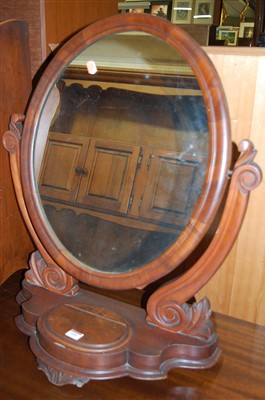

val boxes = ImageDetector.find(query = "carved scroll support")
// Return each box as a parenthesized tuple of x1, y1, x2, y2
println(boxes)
(25, 251, 78, 295)
(146, 140, 262, 338)
(2, 114, 78, 295)
(146, 296, 213, 340)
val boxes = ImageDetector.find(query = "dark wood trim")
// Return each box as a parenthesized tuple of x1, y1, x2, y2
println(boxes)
(0, 20, 34, 284)
(213, 0, 223, 25)
(254, 0, 265, 45)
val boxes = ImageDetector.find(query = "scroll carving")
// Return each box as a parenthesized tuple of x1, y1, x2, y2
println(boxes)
(2, 124, 20, 153)
(146, 139, 262, 337)
(146, 297, 213, 339)
(2, 113, 24, 171)
(26, 251, 78, 296)
(233, 140, 262, 195)
(2, 113, 24, 150)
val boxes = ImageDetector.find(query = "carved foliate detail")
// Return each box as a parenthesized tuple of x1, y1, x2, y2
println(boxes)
(25, 251, 78, 295)
(146, 297, 213, 339)
(37, 360, 90, 387)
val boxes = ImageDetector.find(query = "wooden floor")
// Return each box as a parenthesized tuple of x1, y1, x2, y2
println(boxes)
(1, 270, 265, 400)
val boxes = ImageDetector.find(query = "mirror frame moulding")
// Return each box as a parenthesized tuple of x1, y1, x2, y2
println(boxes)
(21, 13, 231, 290)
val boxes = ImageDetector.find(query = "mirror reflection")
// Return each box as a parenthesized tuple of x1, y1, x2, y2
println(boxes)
(34, 33, 209, 274)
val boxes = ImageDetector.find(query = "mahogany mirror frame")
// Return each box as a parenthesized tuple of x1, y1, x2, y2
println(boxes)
(20, 13, 231, 290)
(3, 13, 262, 386)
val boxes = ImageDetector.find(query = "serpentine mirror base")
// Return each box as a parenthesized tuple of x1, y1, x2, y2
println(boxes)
(16, 266, 220, 387)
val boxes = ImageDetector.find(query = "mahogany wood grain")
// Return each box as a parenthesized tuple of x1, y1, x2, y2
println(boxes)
(45, 0, 118, 55)
(14, 268, 220, 384)
(0, 0, 46, 77)
(0, 20, 34, 285)
(1, 270, 265, 400)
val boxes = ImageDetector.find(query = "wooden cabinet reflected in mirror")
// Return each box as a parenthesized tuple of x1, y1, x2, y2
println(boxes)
(3, 14, 261, 387)
(37, 52, 209, 272)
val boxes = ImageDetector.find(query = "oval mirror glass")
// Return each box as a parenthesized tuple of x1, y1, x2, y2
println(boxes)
(22, 15, 230, 289)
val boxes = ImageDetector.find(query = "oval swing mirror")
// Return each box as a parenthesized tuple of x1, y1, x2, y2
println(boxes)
(21, 13, 231, 290)
(4, 12, 262, 387)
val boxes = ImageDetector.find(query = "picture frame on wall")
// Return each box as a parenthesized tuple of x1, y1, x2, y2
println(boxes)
(239, 22, 254, 39)
(150, 1, 172, 20)
(193, 0, 214, 24)
(218, 27, 239, 46)
(128, 7, 146, 13)
(118, 2, 150, 14)
(171, 0, 193, 24)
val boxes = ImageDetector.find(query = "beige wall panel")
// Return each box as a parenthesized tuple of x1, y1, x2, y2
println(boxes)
(207, 50, 258, 144)
(199, 48, 265, 325)
(229, 56, 265, 324)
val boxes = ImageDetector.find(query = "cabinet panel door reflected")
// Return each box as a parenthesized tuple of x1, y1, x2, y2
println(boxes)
(39, 132, 89, 203)
(139, 149, 203, 227)
(77, 139, 141, 215)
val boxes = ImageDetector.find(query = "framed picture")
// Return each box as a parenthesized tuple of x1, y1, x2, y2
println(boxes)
(150, 1, 172, 20)
(193, 1, 214, 24)
(128, 7, 146, 13)
(171, 0, 193, 24)
(218, 28, 239, 46)
(118, 2, 150, 14)
(239, 22, 254, 39)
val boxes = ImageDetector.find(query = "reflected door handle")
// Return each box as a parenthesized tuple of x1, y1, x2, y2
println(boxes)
(75, 167, 83, 175)
(75, 167, 88, 176)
